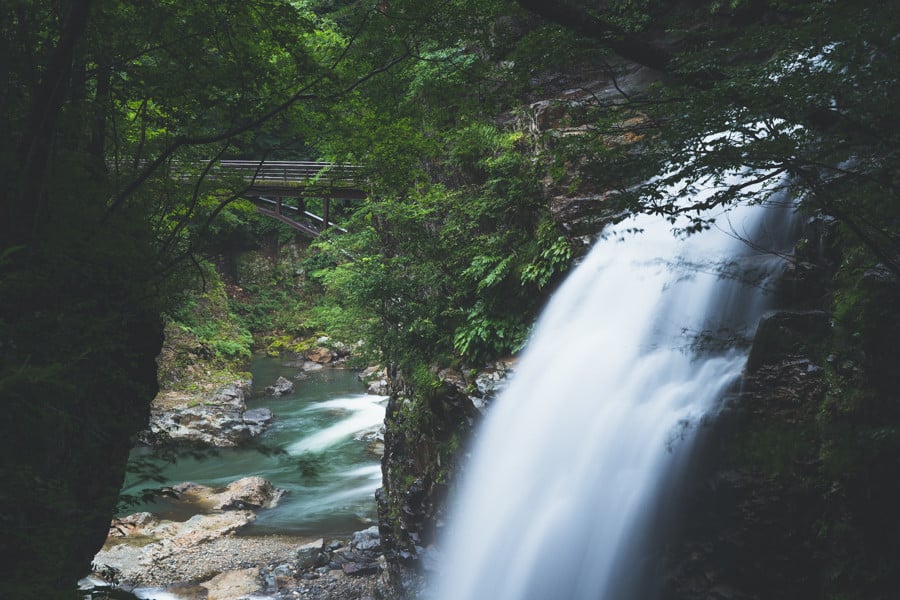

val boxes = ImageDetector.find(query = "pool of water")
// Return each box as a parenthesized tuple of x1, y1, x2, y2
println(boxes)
(119, 357, 386, 536)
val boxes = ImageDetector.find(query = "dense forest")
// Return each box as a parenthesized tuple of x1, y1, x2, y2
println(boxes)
(1, 0, 898, 598)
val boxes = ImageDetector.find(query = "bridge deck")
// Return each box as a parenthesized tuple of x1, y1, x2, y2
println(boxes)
(174, 160, 366, 235)
(215, 160, 364, 195)
(212, 160, 365, 236)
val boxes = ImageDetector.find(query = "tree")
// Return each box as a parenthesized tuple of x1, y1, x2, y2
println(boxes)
(0, 1, 409, 595)
(513, 0, 899, 276)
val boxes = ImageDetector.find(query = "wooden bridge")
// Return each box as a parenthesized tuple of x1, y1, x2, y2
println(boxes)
(213, 160, 366, 236)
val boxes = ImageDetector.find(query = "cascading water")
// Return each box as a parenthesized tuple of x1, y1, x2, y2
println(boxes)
(434, 180, 801, 599)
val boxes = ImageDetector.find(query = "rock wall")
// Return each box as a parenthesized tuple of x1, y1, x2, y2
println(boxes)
(662, 219, 900, 599)
(376, 361, 513, 597)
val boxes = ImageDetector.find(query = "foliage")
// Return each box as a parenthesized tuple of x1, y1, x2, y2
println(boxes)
(311, 113, 575, 371)
(0, 0, 405, 594)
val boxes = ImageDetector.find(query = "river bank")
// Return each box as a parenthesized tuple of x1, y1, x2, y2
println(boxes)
(89, 530, 382, 600)
(86, 354, 388, 599)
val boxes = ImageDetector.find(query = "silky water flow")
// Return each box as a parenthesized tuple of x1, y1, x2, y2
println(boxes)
(435, 184, 801, 600)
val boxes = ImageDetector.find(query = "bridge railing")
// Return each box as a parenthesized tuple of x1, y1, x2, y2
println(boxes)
(211, 160, 363, 187)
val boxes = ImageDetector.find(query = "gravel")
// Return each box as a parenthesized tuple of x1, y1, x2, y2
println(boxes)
(112, 534, 379, 600)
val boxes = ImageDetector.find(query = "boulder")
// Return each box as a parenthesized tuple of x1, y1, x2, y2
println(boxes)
(92, 510, 256, 584)
(146, 380, 271, 447)
(351, 526, 381, 551)
(170, 476, 284, 511)
(241, 407, 274, 434)
(306, 346, 334, 364)
(265, 376, 295, 396)
(296, 538, 326, 570)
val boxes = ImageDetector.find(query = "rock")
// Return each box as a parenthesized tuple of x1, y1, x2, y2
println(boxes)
(550, 193, 621, 236)
(342, 561, 379, 576)
(170, 476, 284, 511)
(241, 407, 274, 434)
(109, 512, 159, 537)
(745, 310, 830, 372)
(359, 365, 389, 395)
(92, 511, 257, 584)
(145, 380, 270, 447)
(467, 358, 516, 412)
(437, 368, 467, 393)
(200, 567, 262, 600)
(265, 376, 295, 396)
(296, 538, 326, 569)
(351, 526, 381, 551)
(306, 346, 334, 364)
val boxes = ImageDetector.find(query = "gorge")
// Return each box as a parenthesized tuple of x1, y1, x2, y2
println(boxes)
(2, 2, 897, 599)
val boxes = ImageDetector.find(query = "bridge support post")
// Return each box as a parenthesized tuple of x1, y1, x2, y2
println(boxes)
(323, 198, 330, 229)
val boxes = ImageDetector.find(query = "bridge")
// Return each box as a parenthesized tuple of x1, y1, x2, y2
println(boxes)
(212, 160, 366, 236)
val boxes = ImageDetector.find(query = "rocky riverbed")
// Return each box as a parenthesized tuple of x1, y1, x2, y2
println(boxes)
(93, 339, 393, 599)
(88, 477, 384, 600)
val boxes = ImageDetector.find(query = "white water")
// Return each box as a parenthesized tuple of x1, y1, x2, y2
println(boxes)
(435, 187, 799, 599)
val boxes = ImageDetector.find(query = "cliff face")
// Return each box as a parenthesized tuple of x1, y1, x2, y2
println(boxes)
(665, 222, 900, 599)
(376, 364, 513, 597)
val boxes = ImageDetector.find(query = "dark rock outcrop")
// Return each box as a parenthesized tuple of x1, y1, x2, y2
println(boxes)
(376, 361, 514, 597)
(745, 310, 830, 372)
(0, 279, 164, 596)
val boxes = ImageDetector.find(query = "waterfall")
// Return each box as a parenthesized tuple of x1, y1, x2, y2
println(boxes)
(434, 183, 800, 599)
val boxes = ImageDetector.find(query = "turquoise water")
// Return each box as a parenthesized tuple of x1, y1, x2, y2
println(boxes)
(119, 358, 386, 536)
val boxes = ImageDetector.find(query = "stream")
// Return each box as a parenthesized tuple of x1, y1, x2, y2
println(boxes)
(120, 358, 386, 536)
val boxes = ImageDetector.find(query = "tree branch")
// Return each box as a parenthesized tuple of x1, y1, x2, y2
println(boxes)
(104, 50, 411, 220)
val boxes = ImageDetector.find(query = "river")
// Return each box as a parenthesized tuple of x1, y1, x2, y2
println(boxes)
(119, 358, 386, 536)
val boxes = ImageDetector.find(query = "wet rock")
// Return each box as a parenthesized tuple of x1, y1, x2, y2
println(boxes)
(265, 376, 295, 396)
(241, 407, 273, 433)
(351, 526, 381, 551)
